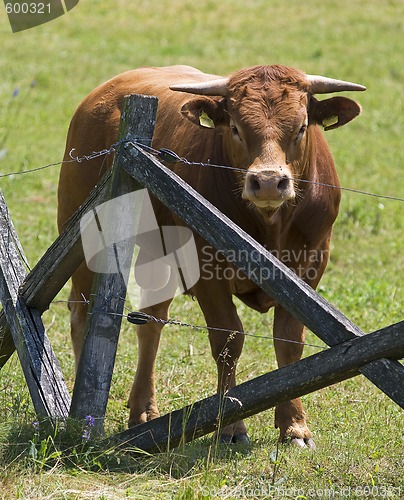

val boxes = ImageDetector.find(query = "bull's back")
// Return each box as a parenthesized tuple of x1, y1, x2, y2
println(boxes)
(57, 66, 221, 231)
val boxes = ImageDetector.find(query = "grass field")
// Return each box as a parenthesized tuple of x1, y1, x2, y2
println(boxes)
(0, 0, 403, 498)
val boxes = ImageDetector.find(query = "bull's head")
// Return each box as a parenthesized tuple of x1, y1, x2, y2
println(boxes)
(170, 65, 365, 213)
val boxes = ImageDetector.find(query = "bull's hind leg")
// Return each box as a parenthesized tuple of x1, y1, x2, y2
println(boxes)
(273, 305, 315, 449)
(196, 288, 249, 444)
(128, 299, 172, 427)
(70, 263, 94, 371)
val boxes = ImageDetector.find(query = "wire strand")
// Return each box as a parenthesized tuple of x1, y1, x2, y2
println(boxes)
(0, 143, 118, 179)
(51, 297, 326, 351)
(134, 143, 404, 204)
(1, 139, 403, 204)
(137, 311, 327, 350)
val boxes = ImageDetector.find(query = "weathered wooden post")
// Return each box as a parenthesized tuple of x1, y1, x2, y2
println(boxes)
(69, 94, 158, 430)
(0, 192, 71, 419)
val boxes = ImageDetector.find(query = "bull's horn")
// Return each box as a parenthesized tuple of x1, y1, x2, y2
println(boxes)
(170, 77, 229, 96)
(306, 74, 366, 93)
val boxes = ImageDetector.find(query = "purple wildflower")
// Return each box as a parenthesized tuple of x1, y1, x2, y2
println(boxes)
(85, 415, 95, 427)
(82, 428, 91, 441)
(82, 415, 95, 441)
(12, 88, 19, 98)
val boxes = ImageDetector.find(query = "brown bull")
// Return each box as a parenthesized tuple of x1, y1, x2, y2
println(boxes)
(58, 65, 365, 448)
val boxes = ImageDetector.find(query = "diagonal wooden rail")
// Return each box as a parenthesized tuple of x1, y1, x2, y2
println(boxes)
(119, 139, 404, 409)
(107, 321, 404, 454)
(0, 171, 111, 368)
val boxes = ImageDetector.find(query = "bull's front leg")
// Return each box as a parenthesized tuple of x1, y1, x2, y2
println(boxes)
(273, 307, 316, 449)
(208, 327, 249, 443)
(195, 285, 249, 444)
(272, 237, 331, 449)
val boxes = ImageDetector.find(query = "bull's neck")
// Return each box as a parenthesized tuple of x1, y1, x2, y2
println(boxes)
(296, 125, 313, 185)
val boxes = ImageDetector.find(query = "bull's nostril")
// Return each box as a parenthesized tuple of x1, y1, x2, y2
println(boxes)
(277, 177, 290, 193)
(251, 178, 260, 192)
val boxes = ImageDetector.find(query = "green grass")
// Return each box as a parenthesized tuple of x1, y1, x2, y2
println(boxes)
(1, 0, 404, 497)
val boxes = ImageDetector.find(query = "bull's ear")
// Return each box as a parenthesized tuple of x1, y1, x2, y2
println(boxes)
(180, 97, 227, 129)
(309, 96, 362, 131)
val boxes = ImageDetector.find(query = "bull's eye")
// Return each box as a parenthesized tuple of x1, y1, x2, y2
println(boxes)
(295, 124, 307, 143)
(230, 123, 242, 141)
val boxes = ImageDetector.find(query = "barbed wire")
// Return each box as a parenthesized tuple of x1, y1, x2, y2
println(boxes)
(136, 143, 404, 204)
(126, 310, 327, 350)
(51, 296, 327, 351)
(0, 160, 65, 179)
(1, 139, 403, 204)
(0, 143, 118, 179)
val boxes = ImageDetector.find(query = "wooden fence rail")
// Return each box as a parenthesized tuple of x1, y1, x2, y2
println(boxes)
(0, 172, 111, 368)
(108, 320, 404, 454)
(120, 140, 404, 408)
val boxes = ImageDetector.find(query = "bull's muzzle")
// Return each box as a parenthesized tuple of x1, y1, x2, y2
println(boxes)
(242, 169, 295, 209)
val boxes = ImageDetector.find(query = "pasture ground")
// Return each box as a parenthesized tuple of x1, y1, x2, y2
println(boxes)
(0, 0, 403, 498)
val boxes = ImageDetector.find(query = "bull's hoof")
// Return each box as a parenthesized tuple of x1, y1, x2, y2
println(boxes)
(219, 433, 250, 445)
(234, 433, 251, 445)
(289, 437, 316, 450)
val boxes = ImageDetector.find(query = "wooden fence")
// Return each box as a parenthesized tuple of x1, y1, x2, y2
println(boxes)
(0, 94, 403, 452)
